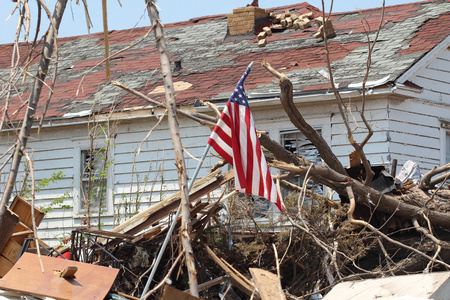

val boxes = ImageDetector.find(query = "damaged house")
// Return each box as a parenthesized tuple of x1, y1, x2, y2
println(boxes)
(0, 0, 449, 249)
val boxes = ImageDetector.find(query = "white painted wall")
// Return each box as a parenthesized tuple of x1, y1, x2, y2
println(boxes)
(1, 93, 449, 245)
(399, 38, 450, 103)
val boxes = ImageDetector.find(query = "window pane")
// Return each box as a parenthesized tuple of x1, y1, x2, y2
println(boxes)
(280, 130, 323, 197)
(447, 132, 450, 164)
(81, 150, 107, 209)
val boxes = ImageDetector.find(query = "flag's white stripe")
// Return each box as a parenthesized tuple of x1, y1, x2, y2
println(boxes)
(209, 131, 233, 157)
(248, 113, 261, 196)
(218, 107, 232, 137)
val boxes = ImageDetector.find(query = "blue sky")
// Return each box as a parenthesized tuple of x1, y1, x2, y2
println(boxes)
(1, 0, 415, 45)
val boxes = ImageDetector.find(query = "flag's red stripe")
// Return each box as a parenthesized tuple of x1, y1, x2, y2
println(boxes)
(207, 67, 282, 211)
(242, 106, 251, 194)
(232, 103, 247, 190)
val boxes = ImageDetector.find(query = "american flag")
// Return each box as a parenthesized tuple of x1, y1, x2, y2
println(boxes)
(208, 63, 282, 212)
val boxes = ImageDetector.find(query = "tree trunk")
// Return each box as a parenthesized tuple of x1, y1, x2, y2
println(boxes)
(262, 61, 347, 176)
(0, 0, 68, 226)
(146, 1, 199, 297)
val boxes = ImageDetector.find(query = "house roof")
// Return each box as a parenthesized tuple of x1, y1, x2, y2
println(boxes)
(0, 0, 449, 120)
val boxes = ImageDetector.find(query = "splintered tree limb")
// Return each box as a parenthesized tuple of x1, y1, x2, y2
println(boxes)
(345, 185, 450, 269)
(0, 0, 68, 226)
(270, 160, 450, 230)
(146, 1, 199, 296)
(259, 133, 302, 166)
(419, 163, 450, 189)
(112, 81, 216, 129)
(205, 245, 260, 299)
(261, 61, 347, 176)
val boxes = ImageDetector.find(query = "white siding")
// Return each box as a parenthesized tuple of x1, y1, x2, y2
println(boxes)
(2, 91, 450, 245)
(387, 97, 448, 171)
(408, 46, 450, 102)
(331, 99, 390, 167)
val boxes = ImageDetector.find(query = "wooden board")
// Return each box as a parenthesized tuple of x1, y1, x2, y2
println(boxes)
(0, 208, 19, 254)
(0, 253, 119, 300)
(10, 195, 45, 229)
(0, 239, 22, 263)
(161, 285, 201, 300)
(0, 255, 14, 278)
(11, 222, 32, 245)
(110, 169, 233, 236)
(250, 268, 286, 300)
(205, 245, 260, 299)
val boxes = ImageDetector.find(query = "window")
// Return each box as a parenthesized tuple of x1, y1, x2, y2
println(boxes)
(80, 149, 108, 211)
(446, 132, 450, 165)
(280, 129, 323, 197)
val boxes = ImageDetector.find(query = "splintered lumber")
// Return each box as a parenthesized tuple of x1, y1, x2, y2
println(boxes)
(250, 268, 286, 300)
(0, 255, 15, 277)
(162, 285, 201, 300)
(60, 266, 77, 278)
(110, 169, 234, 236)
(0, 253, 119, 300)
(0, 208, 19, 253)
(9, 195, 45, 245)
(205, 245, 260, 299)
(184, 276, 230, 293)
(10, 195, 45, 228)
(1, 239, 21, 265)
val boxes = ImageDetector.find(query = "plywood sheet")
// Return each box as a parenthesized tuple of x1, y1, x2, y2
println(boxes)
(0, 253, 119, 300)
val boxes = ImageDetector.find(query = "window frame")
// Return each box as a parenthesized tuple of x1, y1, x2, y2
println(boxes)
(440, 121, 450, 166)
(279, 128, 324, 197)
(72, 140, 114, 216)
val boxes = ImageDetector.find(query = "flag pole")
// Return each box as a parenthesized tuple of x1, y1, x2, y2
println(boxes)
(140, 61, 255, 299)
(140, 144, 211, 299)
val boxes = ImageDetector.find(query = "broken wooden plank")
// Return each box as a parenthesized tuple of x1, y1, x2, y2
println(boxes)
(11, 229, 33, 237)
(250, 268, 286, 300)
(116, 291, 140, 300)
(0, 253, 119, 300)
(205, 245, 260, 299)
(0, 239, 21, 264)
(76, 227, 135, 242)
(131, 225, 162, 243)
(184, 276, 230, 293)
(11, 221, 33, 245)
(0, 255, 15, 277)
(0, 208, 19, 254)
(60, 266, 78, 279)
(10, 195, 45, 229)
(111, 169, 233, 236)
(162, 285, 201, 300)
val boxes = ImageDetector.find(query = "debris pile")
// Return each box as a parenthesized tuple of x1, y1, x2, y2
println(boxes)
(269, 10, 314, 30)
(259, 10, 336, 47)
(0, 195, 47, 277)
(0, 160, 450, 299)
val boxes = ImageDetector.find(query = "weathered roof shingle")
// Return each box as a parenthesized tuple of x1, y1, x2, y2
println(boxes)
(0, 0, 449, 120)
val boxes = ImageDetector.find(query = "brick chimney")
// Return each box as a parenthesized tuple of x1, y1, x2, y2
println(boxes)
(227, 7, 270, 35)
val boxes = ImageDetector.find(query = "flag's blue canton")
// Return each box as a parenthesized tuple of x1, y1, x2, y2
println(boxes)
(229, 68, 250, 108)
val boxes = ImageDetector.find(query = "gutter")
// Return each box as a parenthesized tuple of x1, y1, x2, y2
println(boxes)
(194, 75, 396, 112)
